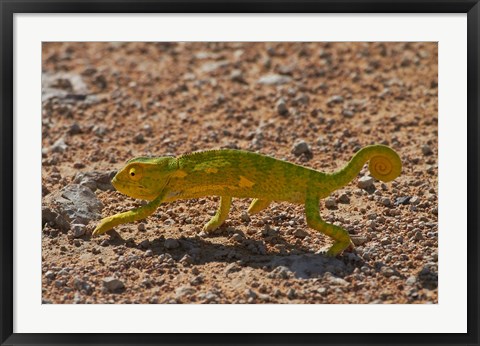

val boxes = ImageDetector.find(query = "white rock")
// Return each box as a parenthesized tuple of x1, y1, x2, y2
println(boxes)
(257, 74, 292, 85)
(357, 176, 374, 189)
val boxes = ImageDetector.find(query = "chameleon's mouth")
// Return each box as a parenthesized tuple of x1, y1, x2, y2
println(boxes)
(111, 177, 157, 201)
(111, 176, 120, 190)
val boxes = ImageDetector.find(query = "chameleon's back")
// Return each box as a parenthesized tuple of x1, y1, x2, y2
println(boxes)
(174, 149, 325, 203)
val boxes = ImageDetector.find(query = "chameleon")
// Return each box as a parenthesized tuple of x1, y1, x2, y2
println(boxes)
(92, 144, 402, 256)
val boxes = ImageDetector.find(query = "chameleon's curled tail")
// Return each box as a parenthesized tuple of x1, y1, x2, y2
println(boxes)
(328, 144, 402, 189)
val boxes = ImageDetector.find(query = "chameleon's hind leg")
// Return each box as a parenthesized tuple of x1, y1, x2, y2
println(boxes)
(305, 194, 353, 256)
(247, 198, 271, 215)
(203, 196, 232, 232)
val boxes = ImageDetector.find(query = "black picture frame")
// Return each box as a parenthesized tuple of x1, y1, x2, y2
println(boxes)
(1, 1, 479, 345)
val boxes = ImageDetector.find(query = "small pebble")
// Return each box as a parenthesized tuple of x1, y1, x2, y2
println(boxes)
(422, 144, 433, 156)
(175, 286, 196, 298)
(406, 276, 417, 285)
(342, 109, 355, 118)
(230, 69, 246, 83)
(325, 197, 337, 209)
(328, 276, 349, 286)
(380, 237, 391, 245)
(414, 230, 424, 241)
(380, 266, 395, 277)
(357, 176, 374, 189)
(257, 74, 292, 85)
(381, 197, 391, 207)
(224, 263, 242, 275)
(180, 254, 194, 265)
(293, 229, 308, 238)
(337, 193, 350, 204)
(326, 95, 344, 106)
(50, 137, 68, 153)
(240, 212, 250, 223)
(68, 123, 82, 135)
(395, 196, 411, 205)
(244, 288, 257, 299)
(291, 140, 311, 156)
(102, 277, 124, 292)
(410, 196, 420, 205)
(268, 266, 292, 279)
(232, 233, 244, 242)
(164, 238, 180, 249)
(93, 125, 108, 137)
(276, 98, 289, 116)
(71, 224, 86, 238)
(133, 133, 145, 144)
(139, 239, 150, 249)
(190, 275, 204, 286)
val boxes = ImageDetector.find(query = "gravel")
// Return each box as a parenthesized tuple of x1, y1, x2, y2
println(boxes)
(41, 42, 438, 305)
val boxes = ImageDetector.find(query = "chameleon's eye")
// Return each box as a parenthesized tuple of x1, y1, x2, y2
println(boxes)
(128, 166, 143, 181)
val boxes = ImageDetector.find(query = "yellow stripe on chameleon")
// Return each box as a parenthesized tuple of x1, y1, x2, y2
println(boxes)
(186, 185, 230, 194)
(204, 167, 218, 173)
(239, 176, 255, 188)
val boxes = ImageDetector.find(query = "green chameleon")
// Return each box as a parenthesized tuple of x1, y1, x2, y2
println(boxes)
(92, 145, 401, 256)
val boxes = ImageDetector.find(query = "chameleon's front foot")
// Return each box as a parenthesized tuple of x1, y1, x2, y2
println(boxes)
(92, 216, 116, 236)
(91, 191, 168, 237)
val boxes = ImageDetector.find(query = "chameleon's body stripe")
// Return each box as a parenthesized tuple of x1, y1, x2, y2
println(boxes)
(93, 144, 402, 256)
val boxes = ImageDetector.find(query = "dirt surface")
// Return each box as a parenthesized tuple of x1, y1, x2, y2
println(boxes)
(41, 42, 438, 304)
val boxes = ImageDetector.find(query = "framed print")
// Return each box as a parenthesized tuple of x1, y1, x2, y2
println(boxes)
(1, 1, 479, 345)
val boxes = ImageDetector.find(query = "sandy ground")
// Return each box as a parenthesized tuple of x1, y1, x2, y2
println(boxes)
(41, 42, 438, 304)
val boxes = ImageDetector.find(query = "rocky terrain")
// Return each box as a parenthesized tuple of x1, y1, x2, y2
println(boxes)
(42, 42, 438, 304)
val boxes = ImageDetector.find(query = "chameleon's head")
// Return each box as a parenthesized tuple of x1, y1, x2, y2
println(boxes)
(112, 156, 176, 201)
